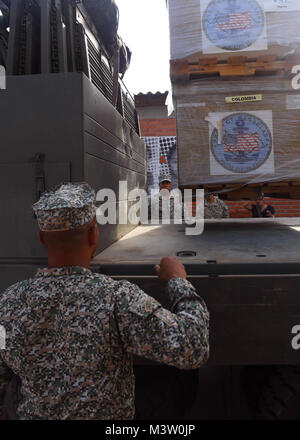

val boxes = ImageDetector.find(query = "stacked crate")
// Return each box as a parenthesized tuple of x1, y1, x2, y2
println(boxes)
(168, 0, 300, 199)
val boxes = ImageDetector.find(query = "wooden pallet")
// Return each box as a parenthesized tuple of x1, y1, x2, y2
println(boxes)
(180, 181, 300, 201)
(170, 55, 298, 83)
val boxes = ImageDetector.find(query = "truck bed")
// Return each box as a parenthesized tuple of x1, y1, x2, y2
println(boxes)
(94, 218, 300, 275)
(94, 219, 300, 365)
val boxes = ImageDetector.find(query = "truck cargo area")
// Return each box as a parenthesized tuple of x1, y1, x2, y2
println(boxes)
(94, 218, 300, 270)
(94, 219, 300, 366)
(93, 219, 300, 419)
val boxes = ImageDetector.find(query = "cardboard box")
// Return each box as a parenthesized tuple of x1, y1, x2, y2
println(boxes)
(168, 0, 300, 62)
(174, 77, 300, 187)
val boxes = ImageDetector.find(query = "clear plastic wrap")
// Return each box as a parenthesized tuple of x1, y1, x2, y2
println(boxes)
(168, 0, 300, 61)
(173, 76, 300, 187)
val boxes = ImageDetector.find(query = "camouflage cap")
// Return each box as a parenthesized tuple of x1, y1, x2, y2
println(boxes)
(32, 182, 96, 232)
(204, 189, 213, 199)
(159, 174, 172, 184)
(256, 192, 265, 200)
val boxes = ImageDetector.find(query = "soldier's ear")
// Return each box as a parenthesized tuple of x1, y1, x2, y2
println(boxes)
(38, 230, 45, 246)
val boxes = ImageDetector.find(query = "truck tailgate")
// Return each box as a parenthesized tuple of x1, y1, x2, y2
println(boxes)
(93, 219, 300, 365)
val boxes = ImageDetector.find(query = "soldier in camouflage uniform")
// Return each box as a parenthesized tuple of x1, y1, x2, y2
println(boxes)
(148, 175, 179, 223)
(0, 182, 209, 420)
(204, 191, 229, 219)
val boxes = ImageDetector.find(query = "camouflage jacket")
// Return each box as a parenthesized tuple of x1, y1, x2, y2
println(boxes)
(204, 198, 229, 219)
(0, 267, 209, 420)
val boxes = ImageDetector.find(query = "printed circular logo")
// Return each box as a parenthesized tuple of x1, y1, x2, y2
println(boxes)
(211, 113, 272, 174)
(203, 0, 265, 51)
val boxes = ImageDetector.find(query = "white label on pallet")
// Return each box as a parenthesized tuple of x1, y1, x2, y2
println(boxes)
(201, 0, 267, 54)
(286, 95, 300, 109)
(177, 103, 206, 108)
(263, 0, 300, 12)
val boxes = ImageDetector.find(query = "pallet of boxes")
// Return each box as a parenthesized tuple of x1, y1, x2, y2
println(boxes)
(168, 0, 300, 200)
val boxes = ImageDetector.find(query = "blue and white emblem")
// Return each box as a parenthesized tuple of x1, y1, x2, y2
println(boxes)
(203, 0, 265, 51)
(211, 113, 272, 174)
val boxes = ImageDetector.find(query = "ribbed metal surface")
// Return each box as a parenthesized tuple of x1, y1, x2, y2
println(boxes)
(87, 36, 138, 133)
(122, 90, 137, 132)
(87, 36, 114, 104)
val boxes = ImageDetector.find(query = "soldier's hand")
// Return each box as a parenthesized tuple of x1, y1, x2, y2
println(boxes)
(155, 257, 187, 282)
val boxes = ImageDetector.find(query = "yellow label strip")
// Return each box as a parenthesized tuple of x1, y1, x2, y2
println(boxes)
(225, 94, 262, 104)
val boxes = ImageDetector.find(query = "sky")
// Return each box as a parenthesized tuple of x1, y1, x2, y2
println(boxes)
(116, 0, 171, 96)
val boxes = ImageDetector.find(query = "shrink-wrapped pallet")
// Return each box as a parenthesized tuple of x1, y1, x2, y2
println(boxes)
(168, 0, 300, 62)
(173, 77, 300, 188)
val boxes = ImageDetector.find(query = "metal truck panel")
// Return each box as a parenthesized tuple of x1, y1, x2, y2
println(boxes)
(0, 73, 146, 289)
(93, 220, 300, 266)
(94, 220, 300, 365)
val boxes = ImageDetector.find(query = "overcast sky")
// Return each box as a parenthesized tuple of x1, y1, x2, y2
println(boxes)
(117, 0, 171, 96)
